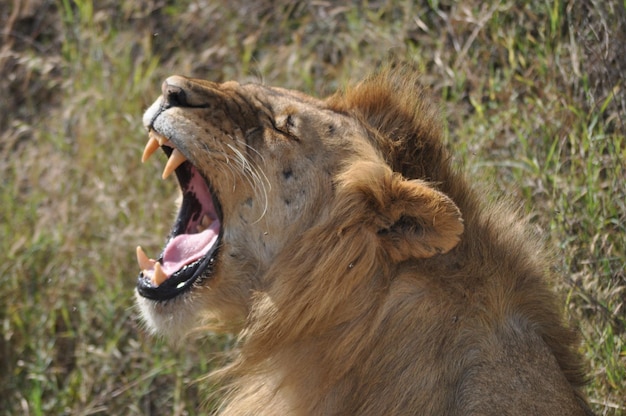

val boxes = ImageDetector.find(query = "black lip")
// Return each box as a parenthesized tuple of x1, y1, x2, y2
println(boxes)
(136, 241, 220, 301)
(136, 145, 223, 302)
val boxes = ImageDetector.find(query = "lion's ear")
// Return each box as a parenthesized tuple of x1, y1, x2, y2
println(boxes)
(336, 161, 463, 262)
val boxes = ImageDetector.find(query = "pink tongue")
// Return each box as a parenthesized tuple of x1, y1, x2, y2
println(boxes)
(161, 226, 219, 276)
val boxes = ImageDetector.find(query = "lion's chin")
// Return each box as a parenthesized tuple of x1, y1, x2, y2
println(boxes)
(135, 292, 201, 340)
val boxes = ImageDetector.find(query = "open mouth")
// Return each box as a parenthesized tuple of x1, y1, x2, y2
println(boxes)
(136, 130, 222, 301)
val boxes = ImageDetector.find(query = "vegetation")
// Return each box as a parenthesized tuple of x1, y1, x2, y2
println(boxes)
(1, 0, 624, 414)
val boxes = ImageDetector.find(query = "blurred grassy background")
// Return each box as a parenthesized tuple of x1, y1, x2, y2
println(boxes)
(0, 0, 624, 414)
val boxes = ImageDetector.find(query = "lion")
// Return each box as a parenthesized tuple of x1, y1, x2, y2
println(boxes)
(134, 67, 593, 415)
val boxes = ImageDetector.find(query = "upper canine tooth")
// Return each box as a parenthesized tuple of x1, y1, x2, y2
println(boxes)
(162, 148, 187, 179)
(142, 136, 160, 163)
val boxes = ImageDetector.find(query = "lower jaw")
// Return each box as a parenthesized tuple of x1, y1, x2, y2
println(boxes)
(136, 244, 219, 302)
(135, 291, 200, 339)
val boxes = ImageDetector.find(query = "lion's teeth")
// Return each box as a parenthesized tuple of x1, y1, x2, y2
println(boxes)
(152, 262, 167, 286)
(142, 136, 160, 163)
(162, 148, 187, 179)
(136, 245, 155, 270)
(156, 135, 167, 146)
(149, 130, 168, 146)
(196, 215, 213, 232)
(202, 215, 212, 228)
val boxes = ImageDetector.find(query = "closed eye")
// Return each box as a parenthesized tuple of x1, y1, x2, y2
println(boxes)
(273, 114, 300, 141)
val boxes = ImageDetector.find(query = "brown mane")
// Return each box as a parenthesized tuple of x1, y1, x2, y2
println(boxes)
(331, 69, 588, 388)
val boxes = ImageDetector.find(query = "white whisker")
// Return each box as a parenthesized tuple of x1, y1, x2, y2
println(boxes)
(225, 142, 270, 223)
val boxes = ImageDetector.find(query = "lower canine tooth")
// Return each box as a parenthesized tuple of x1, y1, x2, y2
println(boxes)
(136, 246, 155, 270)
(152, 262, 167, 286)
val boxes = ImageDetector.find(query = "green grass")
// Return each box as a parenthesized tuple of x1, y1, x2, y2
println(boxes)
(1, 0, 624, 414)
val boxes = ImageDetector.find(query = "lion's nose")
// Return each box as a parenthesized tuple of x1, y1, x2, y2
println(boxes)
(161, 76, 188, 108)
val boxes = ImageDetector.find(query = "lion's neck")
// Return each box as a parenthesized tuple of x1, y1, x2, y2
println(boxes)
(216, 271, 456, 415)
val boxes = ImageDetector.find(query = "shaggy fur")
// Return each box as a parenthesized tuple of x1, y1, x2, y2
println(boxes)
(137, 67, 592, 415)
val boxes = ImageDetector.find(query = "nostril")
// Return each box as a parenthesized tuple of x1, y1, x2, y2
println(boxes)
(162, 81, 188, 108)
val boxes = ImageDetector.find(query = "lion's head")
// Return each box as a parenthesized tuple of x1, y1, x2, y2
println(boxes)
(135, 72, 463, 338)
(134, 69, 591, 415)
